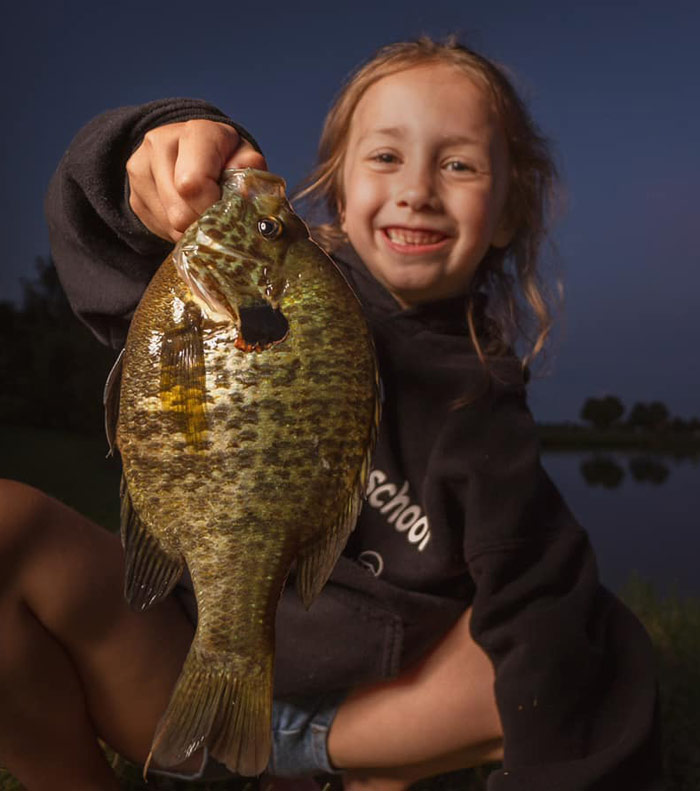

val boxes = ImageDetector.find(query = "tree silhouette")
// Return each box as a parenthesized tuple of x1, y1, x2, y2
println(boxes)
(0, 258, 116, 434)
(580, 395, 625, 430)
(627, 401, 670, 431)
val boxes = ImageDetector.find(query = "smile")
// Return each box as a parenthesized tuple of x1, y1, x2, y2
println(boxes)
(381, 227, 449, 254)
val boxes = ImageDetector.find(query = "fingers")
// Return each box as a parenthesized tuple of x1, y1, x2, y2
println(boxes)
(223, 141, 267, 172)
(127, 126, 180, 241)
(172, 122, 236, 223)
(127, 120, 267, 243)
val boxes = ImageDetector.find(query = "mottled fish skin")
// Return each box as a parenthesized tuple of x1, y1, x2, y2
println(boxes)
(114, 169, 378, 775)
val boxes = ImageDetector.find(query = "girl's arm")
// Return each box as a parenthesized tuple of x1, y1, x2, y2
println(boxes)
(328, 607, 503, 791)
(446, 385, 663, 789)
(45, 101, 264, 348)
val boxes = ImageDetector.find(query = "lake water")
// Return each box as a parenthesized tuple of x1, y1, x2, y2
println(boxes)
(542, 451, 700, 597)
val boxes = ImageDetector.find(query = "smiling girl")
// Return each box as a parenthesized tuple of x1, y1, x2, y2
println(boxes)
(0, 36, 661, 790)
(335, 64, 513, 307)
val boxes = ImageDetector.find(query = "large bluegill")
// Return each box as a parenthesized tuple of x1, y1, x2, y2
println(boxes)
(105, 169, 379, 775)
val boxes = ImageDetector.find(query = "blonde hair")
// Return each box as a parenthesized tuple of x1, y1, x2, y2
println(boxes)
(295, 36, 561, 369)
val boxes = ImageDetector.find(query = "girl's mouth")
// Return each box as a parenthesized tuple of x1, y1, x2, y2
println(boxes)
(381, 227, 449, 253)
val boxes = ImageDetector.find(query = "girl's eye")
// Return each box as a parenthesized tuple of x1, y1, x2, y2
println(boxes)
(444, 160, 476, 173)
(370, 152, 398, 165)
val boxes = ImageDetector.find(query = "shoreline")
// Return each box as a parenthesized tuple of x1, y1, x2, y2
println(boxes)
(537, 423, 700, 454)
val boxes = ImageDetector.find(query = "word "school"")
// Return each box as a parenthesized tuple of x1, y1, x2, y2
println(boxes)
(365, 470, 431, 552)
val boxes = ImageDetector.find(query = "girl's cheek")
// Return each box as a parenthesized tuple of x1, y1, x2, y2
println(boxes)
(345, 179, 380, 214)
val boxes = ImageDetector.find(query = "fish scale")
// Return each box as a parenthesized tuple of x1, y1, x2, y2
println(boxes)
(106, 168, 379, 776)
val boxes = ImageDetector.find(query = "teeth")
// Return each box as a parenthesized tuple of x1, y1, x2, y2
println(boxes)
(385, 228, 445, 245)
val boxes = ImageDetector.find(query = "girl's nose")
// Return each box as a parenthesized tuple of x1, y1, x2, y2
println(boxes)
(394, 176, 441, 212)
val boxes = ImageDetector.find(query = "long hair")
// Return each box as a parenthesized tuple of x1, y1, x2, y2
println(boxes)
(295, 36, 562, 369)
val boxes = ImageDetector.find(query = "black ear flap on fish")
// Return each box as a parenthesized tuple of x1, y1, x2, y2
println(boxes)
(120, 476, 185, 611)
(236, 302, 289, 351)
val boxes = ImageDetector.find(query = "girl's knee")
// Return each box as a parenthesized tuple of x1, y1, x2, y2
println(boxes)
(0, 480, 108, 586)
(0, 480, 56, 557)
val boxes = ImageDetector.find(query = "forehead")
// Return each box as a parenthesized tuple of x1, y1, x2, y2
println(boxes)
(349, 63, 499, 142)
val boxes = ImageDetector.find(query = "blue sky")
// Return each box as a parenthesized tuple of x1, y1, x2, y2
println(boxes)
(1, 0, 698, 421)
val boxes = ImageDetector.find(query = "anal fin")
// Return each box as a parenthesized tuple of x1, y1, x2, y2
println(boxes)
(120, 476, 184, 611)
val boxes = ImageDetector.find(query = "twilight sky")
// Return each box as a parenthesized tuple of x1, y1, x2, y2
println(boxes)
(1, 0, 698, 422)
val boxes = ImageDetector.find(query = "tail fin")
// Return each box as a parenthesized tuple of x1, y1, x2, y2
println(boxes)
(147, 649, 272, 777)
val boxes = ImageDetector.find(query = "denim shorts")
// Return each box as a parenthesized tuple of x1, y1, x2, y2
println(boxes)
(147, 691, 344, 781)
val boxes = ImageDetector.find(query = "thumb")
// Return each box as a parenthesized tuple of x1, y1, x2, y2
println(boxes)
(224, 140, 268, 172)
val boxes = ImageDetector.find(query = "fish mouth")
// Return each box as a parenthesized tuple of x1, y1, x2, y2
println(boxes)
(177, 231, 283, 318)
(175, 242, 289, 350)
(221, 168, 286, 200)
(193, 228, 244, 259)
(175, 246, 233, 322)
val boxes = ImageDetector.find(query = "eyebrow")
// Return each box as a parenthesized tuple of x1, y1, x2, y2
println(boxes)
(357, 126, 405, 143)
(439, 134, 479, 146)
(357, 127, 479, 146)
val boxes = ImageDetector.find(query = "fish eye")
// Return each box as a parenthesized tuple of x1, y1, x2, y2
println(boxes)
(257, 216, 284, 240)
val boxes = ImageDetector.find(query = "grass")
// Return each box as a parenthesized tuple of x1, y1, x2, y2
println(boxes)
(620, 577, 700, 790)
(0, 426, 698, 788)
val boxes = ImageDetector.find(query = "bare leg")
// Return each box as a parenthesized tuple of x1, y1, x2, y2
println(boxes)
(0, 480, 201, 790)
(327, 608, 503, 790)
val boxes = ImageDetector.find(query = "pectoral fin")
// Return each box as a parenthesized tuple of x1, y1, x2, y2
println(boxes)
(103, 348, 124, 457)
(159, 302, 209, 450)
(120, 476, 184, 611)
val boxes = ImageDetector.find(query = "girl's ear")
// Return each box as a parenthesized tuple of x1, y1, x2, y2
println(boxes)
(491, 203, 515, 248)
(491, 223, 514, 248)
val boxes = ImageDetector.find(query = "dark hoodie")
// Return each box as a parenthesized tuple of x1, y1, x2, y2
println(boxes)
(45, 99, 663, 790)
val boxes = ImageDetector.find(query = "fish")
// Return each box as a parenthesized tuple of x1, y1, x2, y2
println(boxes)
(104, 168, 379, 776)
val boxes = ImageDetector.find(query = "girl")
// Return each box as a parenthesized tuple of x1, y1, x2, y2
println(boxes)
(2, 37, 660, 790)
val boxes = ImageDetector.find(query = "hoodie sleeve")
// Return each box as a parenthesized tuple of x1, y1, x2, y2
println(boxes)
(439, 381, 662, 790)
(45, 98, 262, 348)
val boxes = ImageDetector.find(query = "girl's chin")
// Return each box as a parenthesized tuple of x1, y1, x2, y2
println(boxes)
(363, 256, 464, 305)
(382, 277, 449, 307)
(382, 269, 474, 307)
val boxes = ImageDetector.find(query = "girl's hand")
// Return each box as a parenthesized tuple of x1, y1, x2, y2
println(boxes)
(126, 119, 267, 242)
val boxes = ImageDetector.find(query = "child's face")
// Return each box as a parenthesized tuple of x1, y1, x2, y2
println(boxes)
(340, 64, 512, 307)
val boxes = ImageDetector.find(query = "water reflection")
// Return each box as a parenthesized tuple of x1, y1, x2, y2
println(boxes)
(542, 451, 700, 595)
(580, 456, 625, 488)
(579, 455, 675, 487)
(629, 456, 670, 485)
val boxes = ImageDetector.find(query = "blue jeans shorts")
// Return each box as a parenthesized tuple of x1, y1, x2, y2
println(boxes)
(269, 692, 345, 776)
